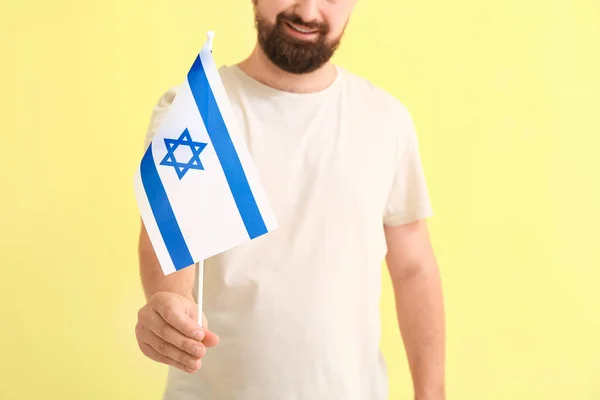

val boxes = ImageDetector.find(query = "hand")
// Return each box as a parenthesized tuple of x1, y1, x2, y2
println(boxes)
(135, 292, 220, 373)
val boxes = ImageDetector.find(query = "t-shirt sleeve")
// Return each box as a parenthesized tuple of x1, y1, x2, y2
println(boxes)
(383, 107, 434, 226)
(142, 86, 178, 150)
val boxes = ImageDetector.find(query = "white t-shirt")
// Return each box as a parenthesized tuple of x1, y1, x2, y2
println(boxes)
(143, 64, 434, 400)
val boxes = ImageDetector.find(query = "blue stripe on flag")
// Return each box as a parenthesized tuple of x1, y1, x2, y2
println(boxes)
(141, 143, 194, 270)
(188, 55, 268, 239)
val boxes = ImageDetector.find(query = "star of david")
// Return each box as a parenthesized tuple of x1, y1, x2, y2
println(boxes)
(159, 128, 208, 179)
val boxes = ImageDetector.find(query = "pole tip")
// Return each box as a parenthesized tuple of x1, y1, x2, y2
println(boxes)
(206, 31, 215, 40)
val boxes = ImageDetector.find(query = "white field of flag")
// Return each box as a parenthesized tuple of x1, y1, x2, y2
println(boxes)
(134, 35, 278, 276)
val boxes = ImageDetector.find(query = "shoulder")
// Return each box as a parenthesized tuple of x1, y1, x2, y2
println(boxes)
(337, 67, 417, 156)
(337, 67, 415, 128)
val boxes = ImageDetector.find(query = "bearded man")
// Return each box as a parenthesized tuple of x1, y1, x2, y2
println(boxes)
(135, 1, 446, 399)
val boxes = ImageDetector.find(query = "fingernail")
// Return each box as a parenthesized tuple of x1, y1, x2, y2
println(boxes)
(194, 330, 204, 340)
(188, 359, 197, 369)
(194, 346, 203, 357)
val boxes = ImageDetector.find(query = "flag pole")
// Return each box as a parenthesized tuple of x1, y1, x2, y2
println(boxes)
(206, 30, 215, 53)
(197, 260, 204, 328)
(197, 30, 215, 329)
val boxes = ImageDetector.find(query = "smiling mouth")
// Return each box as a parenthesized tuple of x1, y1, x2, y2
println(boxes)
(284, 20, 320, 35)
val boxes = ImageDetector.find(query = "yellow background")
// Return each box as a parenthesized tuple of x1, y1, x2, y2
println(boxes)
(2, 0, 599, 399)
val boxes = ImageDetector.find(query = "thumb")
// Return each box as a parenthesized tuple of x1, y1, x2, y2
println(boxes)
(200, 312, 220, 347)
(203, 329, 220, 347)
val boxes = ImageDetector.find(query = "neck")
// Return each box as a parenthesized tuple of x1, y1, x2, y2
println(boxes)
(237, 44, 337, 94)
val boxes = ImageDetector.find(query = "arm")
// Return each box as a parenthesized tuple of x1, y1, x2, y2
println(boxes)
(384, 219, 445, 400)
(138, 221, 195, 301)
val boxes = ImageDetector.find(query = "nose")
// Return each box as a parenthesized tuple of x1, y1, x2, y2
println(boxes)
(293, 0, 321, 23)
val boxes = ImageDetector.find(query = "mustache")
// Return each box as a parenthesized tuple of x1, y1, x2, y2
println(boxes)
(276, 12, 329, 34)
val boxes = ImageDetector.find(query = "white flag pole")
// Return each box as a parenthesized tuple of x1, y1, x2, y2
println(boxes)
(206, 30, 215, 52)
(197, 260, 204, 328)
(197, 30, 215, 329)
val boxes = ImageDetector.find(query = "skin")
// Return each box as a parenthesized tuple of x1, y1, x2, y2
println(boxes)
(136, 1, 445, 398)
(385, 221, 446, 400)
(136, 224, 219, 374)
(239, 0, 356, 93)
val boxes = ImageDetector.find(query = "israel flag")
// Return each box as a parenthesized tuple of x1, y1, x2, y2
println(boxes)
(134, 40, 278, 275)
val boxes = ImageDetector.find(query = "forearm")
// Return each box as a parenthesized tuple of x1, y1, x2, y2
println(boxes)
(391, 264, 445, 399)
(138, 222, 195, 301)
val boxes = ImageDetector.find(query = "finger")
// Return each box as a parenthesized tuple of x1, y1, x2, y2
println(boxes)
(144, 312, 206, 357)
(139, 343, 200, 373)
(202, 330, 220, 348)
(144, 330, 204, 371)
(198, 313, 220, 347)
(136, 322, 201, 372)
(154, 301, 203, 340)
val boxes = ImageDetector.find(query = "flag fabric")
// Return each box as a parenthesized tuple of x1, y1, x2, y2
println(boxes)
(134, 42, 278, 275)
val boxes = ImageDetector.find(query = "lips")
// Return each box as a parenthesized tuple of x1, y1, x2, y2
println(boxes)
(284, 20, 319, 35)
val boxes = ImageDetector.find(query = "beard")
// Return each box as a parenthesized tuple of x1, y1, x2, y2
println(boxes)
(254, 8, 343, 74)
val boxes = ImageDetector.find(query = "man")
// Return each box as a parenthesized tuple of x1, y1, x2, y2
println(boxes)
(135, 0, 445, 399)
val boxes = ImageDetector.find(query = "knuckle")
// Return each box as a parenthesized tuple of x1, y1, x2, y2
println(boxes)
(137, 306, 147, 321)
(163, 305, 177, 323)
(148, 292, 160, 305)
(157, 341, 169, 356)
(159, 324, 171, 341)
(184, 340, 199, 356)
(135, 322, 144, 337)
